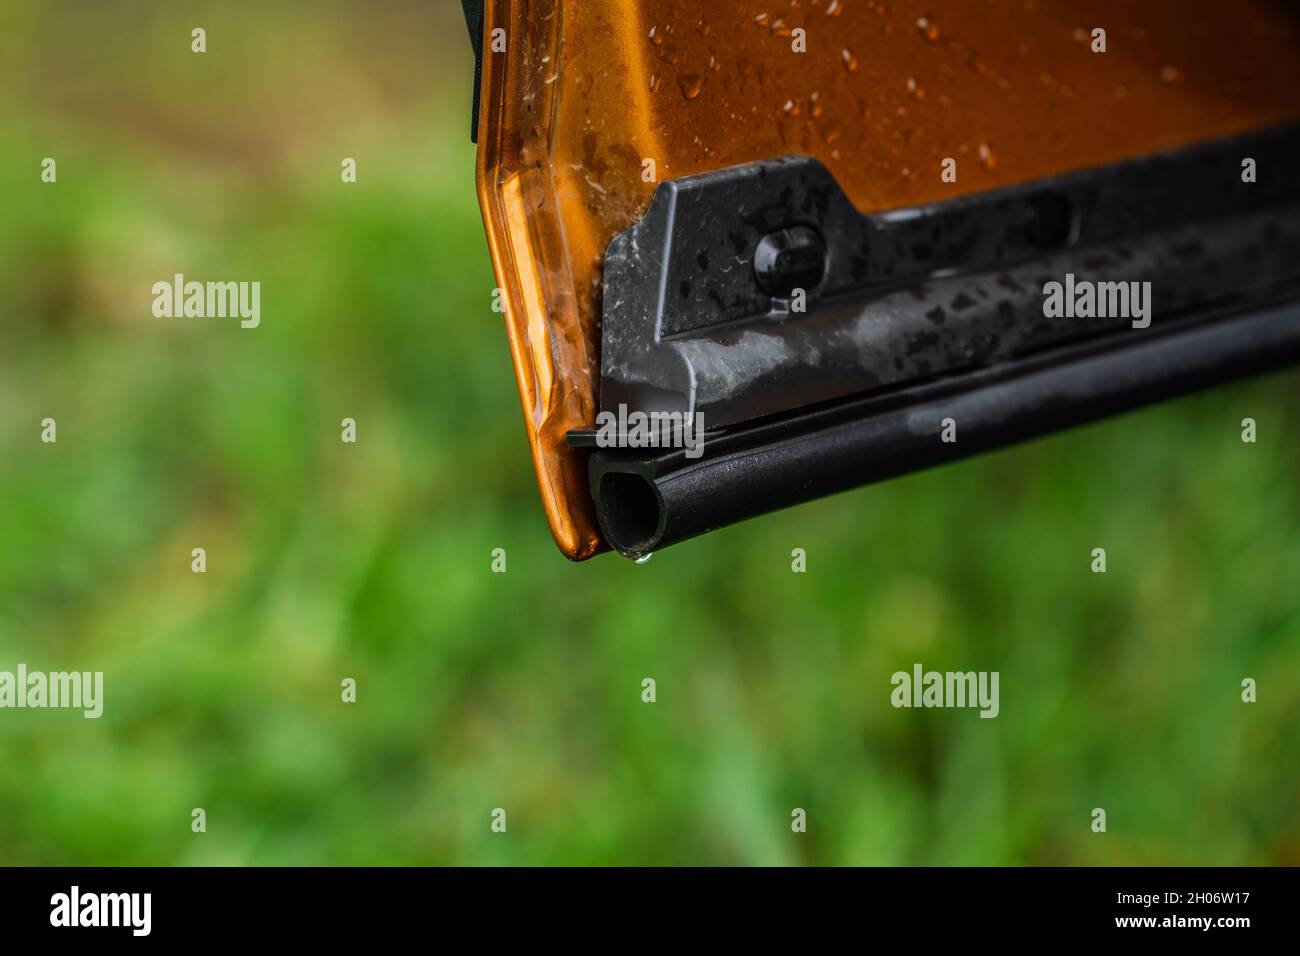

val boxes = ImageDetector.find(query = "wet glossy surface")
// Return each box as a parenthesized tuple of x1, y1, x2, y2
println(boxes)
(475, 0, 1300, 557)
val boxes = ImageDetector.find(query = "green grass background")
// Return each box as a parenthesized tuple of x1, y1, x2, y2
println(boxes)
(0, 1, 1297, 865)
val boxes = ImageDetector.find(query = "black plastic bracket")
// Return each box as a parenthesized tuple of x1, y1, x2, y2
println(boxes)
(595, 125, 1300, 431)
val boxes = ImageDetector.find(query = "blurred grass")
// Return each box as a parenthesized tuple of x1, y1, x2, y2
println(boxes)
(0, 1, 1298, 865)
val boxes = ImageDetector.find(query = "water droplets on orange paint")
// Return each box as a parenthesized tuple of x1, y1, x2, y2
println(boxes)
(841, 48, 859, 72)
(906, 77, 925, 101)
(678, 74, 704, 99)
(826, 0, 844, 16)
(809, 90, 823, 117)
(916, 16, 940, 42)
(978, 142, 997, 170)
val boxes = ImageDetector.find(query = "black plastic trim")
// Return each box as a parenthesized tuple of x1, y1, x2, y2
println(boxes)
(590, 297, 1300, 558)
(460, 0, 484, 143)
(595, 125, 1300, 430)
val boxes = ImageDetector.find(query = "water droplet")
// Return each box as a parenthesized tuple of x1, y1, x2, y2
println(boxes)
(826, 0, 844, 16)
(841, 48, 858, 72)
(648, 25, 663, 46)
(916, 16, 940, 41)
(782, 98, 800, 116)
(649, 73, 660, 93)
(809, 91, 823, 117)
(906, 77, 925, 100)
(978, 142, 997, 170)
(678, 74, 703, 99)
